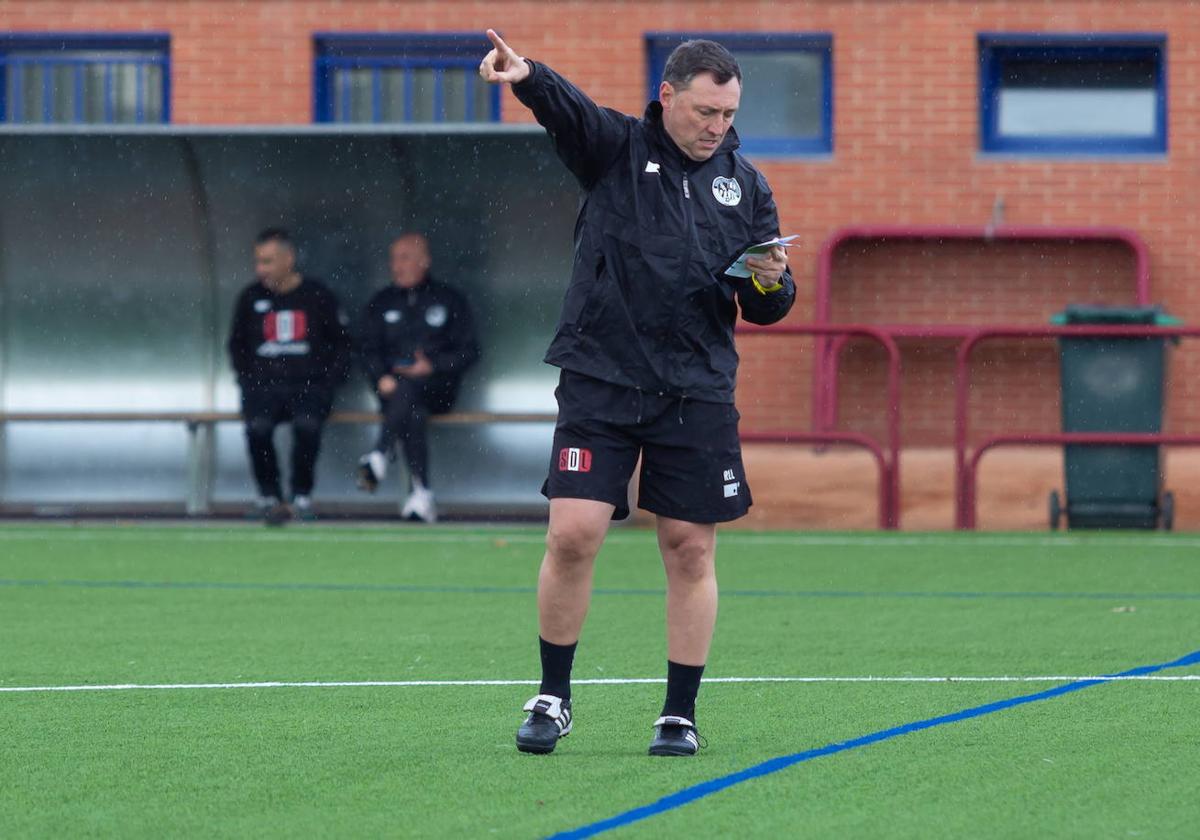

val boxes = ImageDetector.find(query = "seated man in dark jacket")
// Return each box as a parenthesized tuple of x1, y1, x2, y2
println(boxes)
(355, 233, 480, 523)
(227, 228, 351, 525)
(480, 32, 795, 756)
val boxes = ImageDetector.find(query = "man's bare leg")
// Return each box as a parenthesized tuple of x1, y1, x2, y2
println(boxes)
(517, 498, 614, 754)
(650, 515, 717, 756)
(658, 516, 718, 665)
(537, 497, 614, 644)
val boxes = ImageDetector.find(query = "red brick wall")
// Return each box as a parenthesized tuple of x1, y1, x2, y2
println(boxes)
(4, 0, 1198, 445)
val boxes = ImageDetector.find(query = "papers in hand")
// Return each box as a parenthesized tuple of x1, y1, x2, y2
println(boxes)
(724, 235, 799, 279)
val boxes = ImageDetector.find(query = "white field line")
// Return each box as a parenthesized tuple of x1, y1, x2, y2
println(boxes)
(2, 675, 1200, 694)
(1, 528, 1200, 550)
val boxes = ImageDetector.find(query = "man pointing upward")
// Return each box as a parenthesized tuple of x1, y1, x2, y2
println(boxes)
(481, 29, 794, 756)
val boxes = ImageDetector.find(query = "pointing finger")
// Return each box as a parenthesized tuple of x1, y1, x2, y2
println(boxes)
(486, 28, 510, 54)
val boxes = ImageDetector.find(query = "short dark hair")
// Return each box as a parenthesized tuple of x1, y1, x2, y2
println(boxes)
(662, 40, 741, 91)
(255, 227, 294, 250)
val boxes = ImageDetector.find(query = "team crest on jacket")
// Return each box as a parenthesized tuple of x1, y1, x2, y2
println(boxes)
(712, 176, 742, 207)
(425, 305, 448, 328)
(384, 309, 402, 323)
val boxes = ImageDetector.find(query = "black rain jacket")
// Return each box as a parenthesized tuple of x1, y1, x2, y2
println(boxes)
(357, 276, 480, 386)
(513, 61, 796, 404)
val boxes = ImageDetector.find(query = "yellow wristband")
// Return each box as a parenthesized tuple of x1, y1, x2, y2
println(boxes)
(750, 272, 784, 295)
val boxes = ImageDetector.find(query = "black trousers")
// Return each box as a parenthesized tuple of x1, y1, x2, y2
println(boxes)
(376, 375, 458, 488)
(241, 384, 333, 500)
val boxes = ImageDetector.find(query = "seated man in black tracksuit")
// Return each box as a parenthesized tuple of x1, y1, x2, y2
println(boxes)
(355, 233, 480, 522)
(227, 228, 350, 525)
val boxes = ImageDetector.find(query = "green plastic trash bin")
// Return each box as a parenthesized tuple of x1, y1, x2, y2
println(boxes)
(1049, 305, 1178, 530)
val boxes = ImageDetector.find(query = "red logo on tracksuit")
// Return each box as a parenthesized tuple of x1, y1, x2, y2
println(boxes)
(558, 447, 592, 473)
(264, 310, 307, 342)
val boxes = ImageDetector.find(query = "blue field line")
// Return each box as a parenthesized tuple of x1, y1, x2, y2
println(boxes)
(1, 577, 1199, 602)
(546, 646, 1200, 839)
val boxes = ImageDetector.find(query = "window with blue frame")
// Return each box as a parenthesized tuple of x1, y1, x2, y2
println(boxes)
(979, 34, 1167, 155)
(0, 34, 169, 124)
(646, 33, 832, 156)
(314, 34, 499, 124)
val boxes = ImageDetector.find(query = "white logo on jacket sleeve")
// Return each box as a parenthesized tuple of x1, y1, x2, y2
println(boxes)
(712, 176, 742, 207)
(425, 305, 448, 328)
(384, 309, 402, 323)
(254, 299, 272, 313)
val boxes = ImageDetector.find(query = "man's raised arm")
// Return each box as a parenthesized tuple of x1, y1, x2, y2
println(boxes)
(479, 28, 630, 188)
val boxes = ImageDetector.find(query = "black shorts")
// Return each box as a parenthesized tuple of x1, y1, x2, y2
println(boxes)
(542, 370, 752, 523)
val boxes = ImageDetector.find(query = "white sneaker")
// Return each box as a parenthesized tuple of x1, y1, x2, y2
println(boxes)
(356, 451, 387, 493)
(292, 495, 316, 522)
(401, 486, 437, 523)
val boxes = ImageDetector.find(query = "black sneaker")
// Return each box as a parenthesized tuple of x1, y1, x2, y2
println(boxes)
(516, 694, 572, 754)
(246, 497, 277, 522)
(264, 501, 292, 527)
(648, 715, 700, 757)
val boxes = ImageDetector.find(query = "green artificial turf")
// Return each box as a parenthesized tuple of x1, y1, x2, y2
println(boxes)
(1, 525, 1197, 838)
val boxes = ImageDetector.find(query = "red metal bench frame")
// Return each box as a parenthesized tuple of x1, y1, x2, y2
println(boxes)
(812, 225, 1151, 433)
(737, 323, 902, 529)
(952, 325, 1200, 529)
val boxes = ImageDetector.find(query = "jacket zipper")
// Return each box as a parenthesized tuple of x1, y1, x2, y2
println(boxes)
(665, 170, 696, 389)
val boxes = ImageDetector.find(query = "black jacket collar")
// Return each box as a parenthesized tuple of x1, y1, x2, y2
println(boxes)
(389, 274, 435, 295)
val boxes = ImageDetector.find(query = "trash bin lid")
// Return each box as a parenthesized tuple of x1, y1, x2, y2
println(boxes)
(1051, 305, 1180, 325)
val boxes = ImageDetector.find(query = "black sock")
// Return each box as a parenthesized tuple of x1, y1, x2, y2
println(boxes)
(538, 637, 577, 701)
(661, 660, 705, 721)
